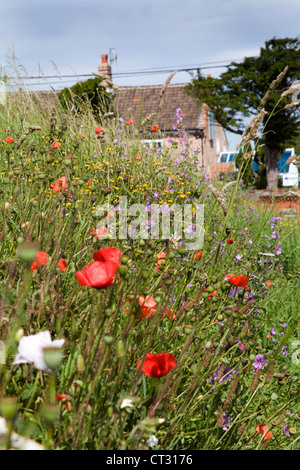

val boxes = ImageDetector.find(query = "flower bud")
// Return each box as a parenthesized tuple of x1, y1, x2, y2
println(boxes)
(118, 265, 128, 276)
(17, 242, 39, 264)
(0, 397, 19, 422)
(104, 334, 114, 345)
(43, 347, 63, 371)
(15, 328, 24, 343)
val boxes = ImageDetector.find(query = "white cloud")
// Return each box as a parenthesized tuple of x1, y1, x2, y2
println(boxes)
(0, 0, 298, 88)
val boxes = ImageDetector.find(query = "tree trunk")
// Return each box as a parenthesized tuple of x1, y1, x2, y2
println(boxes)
(264, 146, 280, 190)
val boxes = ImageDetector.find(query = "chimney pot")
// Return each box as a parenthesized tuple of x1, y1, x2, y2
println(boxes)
(97, 53, 111, 80)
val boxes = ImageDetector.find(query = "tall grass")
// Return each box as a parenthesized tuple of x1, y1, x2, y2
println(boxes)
(0, 71, 299, 450)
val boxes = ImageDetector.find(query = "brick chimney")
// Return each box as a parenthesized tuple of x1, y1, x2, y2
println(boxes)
(98, 54, 111, 80)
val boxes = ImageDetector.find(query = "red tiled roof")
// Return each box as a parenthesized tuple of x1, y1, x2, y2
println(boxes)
(114, 83, 202, 132)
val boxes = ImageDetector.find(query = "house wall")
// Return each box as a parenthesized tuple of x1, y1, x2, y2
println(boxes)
(160, 116, 228, 171)
(201, 119, 229, 169)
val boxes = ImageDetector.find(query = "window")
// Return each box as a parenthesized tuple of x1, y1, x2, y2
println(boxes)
(220, 153, 228, 163)
(142, 139, 164, 151)
(208, 111, 214, 141)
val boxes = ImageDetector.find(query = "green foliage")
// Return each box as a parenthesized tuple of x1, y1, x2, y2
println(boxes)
(0, 84, 299, 451)
(186, 37, 300, 187)
(235, 146, 267, 189)
(58, 77, 115, 117)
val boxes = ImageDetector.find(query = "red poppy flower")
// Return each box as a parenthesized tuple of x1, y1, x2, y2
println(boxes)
(256, 424, 273, 440)
(206, 288, 219, 300)
(105, 210, 115, 219)
(165, 309, 176, 320)
(126, 118, 134, 125)
(86, 179, 93, 185)
(4, 136, 14, 143)
(226, 273, 249, 290)
(137, 295, 158, 319)
(227, 238, 234, 244)
(76, 247, 122, 289)
(36, 251, 49, 265)
(95, 126, 104, 134)
(55, 393, 71, 411)
(50, 141, 61, 150)
(51, 176, 68, 194)
(90, 225, 108, 240)
(81, 134, 85, 139)
(30, 260, 38, 272)
(193, 251, 202, 259)
(137, 352, 176, 378)
(58, 259, 67, 272)
(266, 281, 272, 287)
(30, 251, 49, 271)
(127, 295, 158, 319)
(155, 252, 166, 270)
(151, 125, 159, 132)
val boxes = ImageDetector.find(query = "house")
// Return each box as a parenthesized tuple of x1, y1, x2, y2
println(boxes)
(113, 84, 229, 171)
(96, 53, 229, 172)
(33, 53, 229, 174)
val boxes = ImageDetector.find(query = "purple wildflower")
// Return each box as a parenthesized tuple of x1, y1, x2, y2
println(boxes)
(283, 425, 291, 437)
(252, 354, 267, 371)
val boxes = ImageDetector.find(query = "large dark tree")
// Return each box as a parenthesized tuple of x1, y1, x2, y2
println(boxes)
(186, 37, 300, 189)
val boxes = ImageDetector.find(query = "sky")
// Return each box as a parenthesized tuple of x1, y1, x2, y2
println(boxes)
(0, 0, 299, 149)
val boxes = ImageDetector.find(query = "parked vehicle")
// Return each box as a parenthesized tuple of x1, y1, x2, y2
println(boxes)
(218, 148, 299, 187)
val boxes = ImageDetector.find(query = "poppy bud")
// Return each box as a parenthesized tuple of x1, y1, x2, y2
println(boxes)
(15, 328, 24, 343)
(43, 347, 63, 371)
(0, 397, 19, 422)
(118, 265, 128, 276)
(105, 308, 113, 318)
(104, 334, 114, 345)
(142, 270, 150, 279)
(17, 242, 39, 264)
(184, 326, 193, 334)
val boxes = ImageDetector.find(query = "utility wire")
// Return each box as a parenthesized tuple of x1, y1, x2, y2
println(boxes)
(4, 61, 240, 82)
